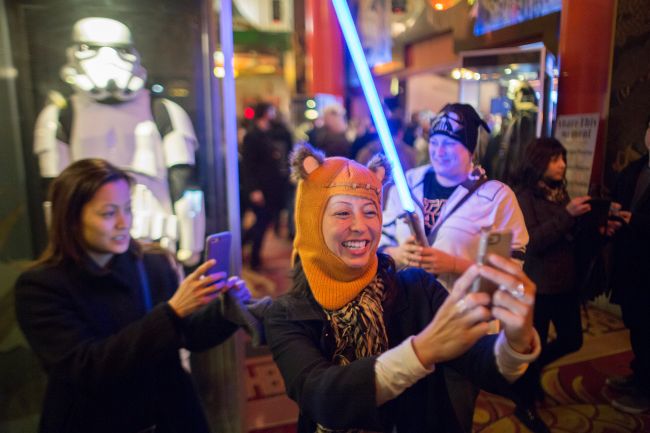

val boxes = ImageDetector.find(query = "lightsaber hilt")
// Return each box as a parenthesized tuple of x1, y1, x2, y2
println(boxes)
(404, 211, 428, 247)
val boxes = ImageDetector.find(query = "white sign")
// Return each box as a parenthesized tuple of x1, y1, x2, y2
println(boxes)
(554, 113, 600, 198)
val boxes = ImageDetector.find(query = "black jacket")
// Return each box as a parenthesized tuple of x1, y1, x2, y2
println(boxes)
(241, 125, 289, 209)
(516, 187, 577, 295)
(265, 267, 510, 433)
(14, 250, 239, 433)
(611, 154, 650, 299)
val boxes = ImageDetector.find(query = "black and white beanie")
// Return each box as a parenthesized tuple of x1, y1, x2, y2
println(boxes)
(429, 103, 490, 154)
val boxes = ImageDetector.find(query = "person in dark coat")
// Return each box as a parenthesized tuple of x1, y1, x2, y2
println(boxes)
(308, 104, 350, 157)
(241, 102, 289, 269)
(607, 117, 650, 414)
(513, 137, 597, 432)
(264, 145, 541, 433)
(14, 159, 248, 433)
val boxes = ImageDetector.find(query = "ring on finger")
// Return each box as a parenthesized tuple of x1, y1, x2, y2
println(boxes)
(455, 298, 468, 315)
(498, 282, 525, 299)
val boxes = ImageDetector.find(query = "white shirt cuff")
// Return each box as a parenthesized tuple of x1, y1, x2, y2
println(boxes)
(493, 330, 541, 383)
(374, 336, 434, 405)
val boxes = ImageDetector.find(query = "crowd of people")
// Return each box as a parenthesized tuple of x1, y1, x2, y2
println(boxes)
(238, 102, 650, 430)
(14, 101, 649, 432)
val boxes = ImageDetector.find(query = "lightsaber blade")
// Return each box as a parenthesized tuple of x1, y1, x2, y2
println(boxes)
(330, 0, 427, 246)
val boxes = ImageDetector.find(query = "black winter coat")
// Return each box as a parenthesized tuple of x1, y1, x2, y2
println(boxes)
(611, 154, 650, 300)
(265, 267, 510, 433)
(241, 125, 289, 210)
(14, 250, 239, 433)
(516, 187, 577, 295)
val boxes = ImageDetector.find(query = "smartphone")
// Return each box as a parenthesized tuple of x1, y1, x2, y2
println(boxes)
(471, 229, 513, 295)
(204, 231, 232, 276)
(583, 198, 611, 230)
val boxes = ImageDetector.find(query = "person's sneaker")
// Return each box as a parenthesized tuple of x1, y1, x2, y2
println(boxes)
(514, 406, 551, 433)
(606, 374, 637, 393)
(612, 393, 650, 414)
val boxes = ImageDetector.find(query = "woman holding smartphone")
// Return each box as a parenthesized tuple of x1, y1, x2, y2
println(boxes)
(265, 145, 541, 433)
(380, 103, 528, 290)
(15, 159, 248, 433)
(513, 137, 593, 432)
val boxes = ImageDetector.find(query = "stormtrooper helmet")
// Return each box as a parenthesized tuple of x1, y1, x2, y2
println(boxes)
(61, 17, 147, 101)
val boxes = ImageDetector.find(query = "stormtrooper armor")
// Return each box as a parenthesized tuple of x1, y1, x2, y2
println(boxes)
(34, 17, 205, 264)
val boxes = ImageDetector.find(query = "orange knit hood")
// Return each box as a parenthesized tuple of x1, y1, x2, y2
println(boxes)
(291, 144, 390, 310)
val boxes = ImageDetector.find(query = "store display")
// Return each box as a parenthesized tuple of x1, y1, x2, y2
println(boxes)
(32, 17, 205, 264)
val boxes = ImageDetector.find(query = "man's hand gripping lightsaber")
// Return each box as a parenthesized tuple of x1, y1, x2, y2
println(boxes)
(331, 0, 428, 246)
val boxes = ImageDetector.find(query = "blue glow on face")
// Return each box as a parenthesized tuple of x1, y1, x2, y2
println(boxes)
(331, 0, 414, 213)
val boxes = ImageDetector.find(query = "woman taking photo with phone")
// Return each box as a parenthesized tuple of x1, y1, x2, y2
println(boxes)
(265, 145, 541, 433)
(15, 159, 248, 433)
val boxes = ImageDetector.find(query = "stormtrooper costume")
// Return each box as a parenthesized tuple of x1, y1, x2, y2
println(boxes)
(33, 17, 205, 264)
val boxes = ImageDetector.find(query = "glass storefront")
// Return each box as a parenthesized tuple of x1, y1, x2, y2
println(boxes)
(1, 1, 242, 431)
(455, 43, 557, 181)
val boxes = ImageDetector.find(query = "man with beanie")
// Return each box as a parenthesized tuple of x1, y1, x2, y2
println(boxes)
(380, 103, 532, 431)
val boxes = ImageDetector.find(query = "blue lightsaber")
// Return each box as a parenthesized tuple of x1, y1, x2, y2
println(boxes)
(330, 0, 427, 246)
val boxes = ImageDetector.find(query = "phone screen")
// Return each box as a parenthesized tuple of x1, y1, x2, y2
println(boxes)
(204, 231, 232, 276)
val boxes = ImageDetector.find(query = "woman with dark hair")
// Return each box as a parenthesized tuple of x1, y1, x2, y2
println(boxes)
(512, 137, 592, 431)
(265, 145, 541, 433)
(15, 158, 248, 433)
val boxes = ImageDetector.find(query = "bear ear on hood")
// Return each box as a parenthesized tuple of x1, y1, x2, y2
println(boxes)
(366, 153, 392, 186)
(290, 143, 326, 183)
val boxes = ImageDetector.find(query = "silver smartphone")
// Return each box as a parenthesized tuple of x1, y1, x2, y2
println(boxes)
(204, 231, 232, 276)
(470, 229, 513, 295)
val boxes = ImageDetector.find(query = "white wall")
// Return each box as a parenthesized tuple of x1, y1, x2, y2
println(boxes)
(406, 73, 459, 115)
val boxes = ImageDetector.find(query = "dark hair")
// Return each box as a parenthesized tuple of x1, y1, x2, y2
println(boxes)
(254, 102, 273, 120)
(36, 159, 134, 267)
(514, 137, 567, 190)
(289, 254, 398, 309)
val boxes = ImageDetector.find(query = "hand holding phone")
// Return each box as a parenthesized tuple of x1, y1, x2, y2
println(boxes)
(582, 198, 611, 230)
(204, 231, 232, 276)
(470, 229, 513, 295)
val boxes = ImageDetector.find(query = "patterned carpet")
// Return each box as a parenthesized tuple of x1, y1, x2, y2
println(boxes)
(474, 350, 650, 432)
(246, 329, 649, 433)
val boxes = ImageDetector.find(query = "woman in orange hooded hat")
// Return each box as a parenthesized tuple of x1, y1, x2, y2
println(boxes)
(264, 144, 541, 433)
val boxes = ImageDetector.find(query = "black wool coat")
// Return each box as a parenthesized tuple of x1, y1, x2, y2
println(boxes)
(611, 154, 650, 301)
(265, 267, 511, 433)
(14, 250, 239, 433)
(516, 187, 577, 295)
(241, 125, 289, 211)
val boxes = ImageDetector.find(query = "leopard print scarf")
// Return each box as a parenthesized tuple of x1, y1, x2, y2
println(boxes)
(537, 179, 569, 204)
(315, 275, 388, 433)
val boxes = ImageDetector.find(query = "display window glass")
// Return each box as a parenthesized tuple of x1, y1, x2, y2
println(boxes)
(1, 1, 235, 430)
(455, 43, 557, 181)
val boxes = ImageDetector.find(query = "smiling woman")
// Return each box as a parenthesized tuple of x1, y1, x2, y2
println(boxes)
(264, 144, 542, 433)
(322, 195, 380, 269)
(80, 178, 132, 267)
